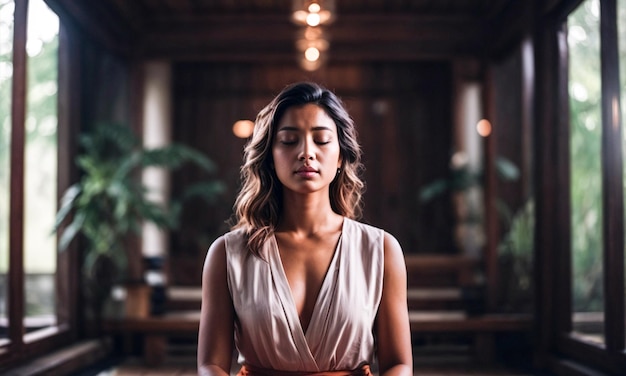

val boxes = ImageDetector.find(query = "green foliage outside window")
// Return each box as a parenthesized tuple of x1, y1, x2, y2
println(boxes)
(0, 0, 61, 318)
(0, 0, 13, 325)
(568, 0, 604, 313)
(0, 0, 14, 277)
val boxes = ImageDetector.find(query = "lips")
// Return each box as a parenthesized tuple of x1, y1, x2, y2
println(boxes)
(296, 166, 317, 173)
(295, 166, 319, 177)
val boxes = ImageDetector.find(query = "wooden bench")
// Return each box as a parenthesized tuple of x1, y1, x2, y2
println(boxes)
(405, 254, 482, 288)
(405, 254, 532, 363)
(409, 311, 532, 363)
(104, 310, 200, 366)
(104, 310, 531, 366)
(104, 253, 532, 367)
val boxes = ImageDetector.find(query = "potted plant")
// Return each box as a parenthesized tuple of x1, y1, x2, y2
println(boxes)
(54, 122, 224, 322)
(497, 198, 534, 313)
(418, 152, 521, 315)
(418, 152, 520, 256)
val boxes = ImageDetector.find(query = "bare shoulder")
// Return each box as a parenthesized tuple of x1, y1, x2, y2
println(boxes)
(383, 231, 401, 250)
(202, 235, 227, 277)
(198, 234, 235, 375)
(383, 231, 405, 270)
(208, 234, 227, 254)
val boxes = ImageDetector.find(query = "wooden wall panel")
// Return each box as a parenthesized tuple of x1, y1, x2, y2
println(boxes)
(492, 48, 528, 218)
(170, 62, 454, 285)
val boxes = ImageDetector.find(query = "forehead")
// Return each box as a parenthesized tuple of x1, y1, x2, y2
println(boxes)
(276, 104, 337, 131)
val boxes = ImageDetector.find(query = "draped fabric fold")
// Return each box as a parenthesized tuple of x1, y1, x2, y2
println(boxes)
(225, 218, 384, 373)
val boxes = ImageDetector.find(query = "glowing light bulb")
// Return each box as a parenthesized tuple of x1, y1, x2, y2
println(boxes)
(232, 120, 254, 138)
(476, 119, 492, 137)
(306, 12, 321, 26)
(305, 47, 320, 62)
(308, 3, 321, 13)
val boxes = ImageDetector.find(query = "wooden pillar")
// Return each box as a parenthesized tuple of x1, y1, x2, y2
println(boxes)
(8, 0, 29, 348)
(481, 65, 498, 312)
(532, 11, 570, 370)
(599, 0, 624, 353)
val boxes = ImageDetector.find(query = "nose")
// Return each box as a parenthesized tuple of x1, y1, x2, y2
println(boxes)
(298, 138, 315, 161)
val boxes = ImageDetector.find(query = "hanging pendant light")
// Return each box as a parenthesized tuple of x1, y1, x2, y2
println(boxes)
(291, 0, 335, 71)
(291, 0, 336, 27)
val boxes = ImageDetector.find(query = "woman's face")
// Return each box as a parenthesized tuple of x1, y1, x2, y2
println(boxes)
(272, 104, 342, 195)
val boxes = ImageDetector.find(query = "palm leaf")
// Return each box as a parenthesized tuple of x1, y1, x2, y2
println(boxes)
(180, 181, 226, 202)
(495, 157, 520, 181)
(81, 123, 138, 161)
(58, 211, 87, 251)
(54, 183, 82, 230)
(54, 122, 224, 285)
(141, 145, 217, 172)
(133, 198, 174, 228)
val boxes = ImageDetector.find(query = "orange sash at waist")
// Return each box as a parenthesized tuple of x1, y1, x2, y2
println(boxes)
(237, 364, 373, 376)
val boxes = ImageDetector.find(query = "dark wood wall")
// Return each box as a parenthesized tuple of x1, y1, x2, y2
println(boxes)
(79, 46, 131, 133)
(169, 62, 455, 285)
(492, 46, 532, 218)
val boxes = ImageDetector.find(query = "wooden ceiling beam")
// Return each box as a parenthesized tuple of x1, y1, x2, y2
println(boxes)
(44, 2, 493, 61)
(108, 0, 147, 34)
(138, 39, 480, 62)
(144, 13, 480, 33)
(137, 14, 484, 60)
(44, 0, 133, 55)
(331, 15, 482, 43)
(484, 0, 533, 59)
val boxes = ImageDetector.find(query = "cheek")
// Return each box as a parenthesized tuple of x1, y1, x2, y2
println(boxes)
(271, 148, 286, 165)
(330, 145, 342, 165)
(271, 149, 292, 175)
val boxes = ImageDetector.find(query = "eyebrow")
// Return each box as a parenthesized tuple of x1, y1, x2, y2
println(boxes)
(276, 126, 334, 132)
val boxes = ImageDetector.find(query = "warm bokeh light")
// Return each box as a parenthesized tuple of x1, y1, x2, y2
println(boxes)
(476, 119, 492, 137)
(232, 120, 254, 138)
(292, 1, 335, 71)
(306, 12, 321, 26)
(308, 3, 321, 13)
(305, 47, 320, 62)
(451, 151, 469, 169)
(303, 26, 323, 41)
(296, 37, 328, 53)
(300, 57, 322, 71)
(291, 1, 335, 26)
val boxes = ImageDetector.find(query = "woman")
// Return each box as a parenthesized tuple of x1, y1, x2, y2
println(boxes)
(198, 82, 412, 376)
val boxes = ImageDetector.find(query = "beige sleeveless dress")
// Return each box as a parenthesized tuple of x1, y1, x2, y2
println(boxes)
(224, 217, 384, 373)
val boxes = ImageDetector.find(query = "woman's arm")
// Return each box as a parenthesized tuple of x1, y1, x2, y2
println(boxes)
(376, 232, 413, 376)
(197, 236, 235, 376)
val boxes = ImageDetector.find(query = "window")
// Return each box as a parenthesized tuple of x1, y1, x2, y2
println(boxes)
(619, 0, 626, 351)
(551, 0, 626, 372)
(567, 0, 605, 345)
(0, 0, 72, 367)
(0, 0, 15, 346)
(24, 0, 59, 336)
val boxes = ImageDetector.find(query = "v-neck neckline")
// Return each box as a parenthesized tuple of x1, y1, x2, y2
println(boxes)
(269, 218, 346, 359)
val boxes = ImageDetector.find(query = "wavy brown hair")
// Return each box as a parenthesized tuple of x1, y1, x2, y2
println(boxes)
(232, 82, 364, 256)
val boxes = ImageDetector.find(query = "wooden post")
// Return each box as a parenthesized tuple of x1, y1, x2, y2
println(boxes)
(482, 65, 499, 312)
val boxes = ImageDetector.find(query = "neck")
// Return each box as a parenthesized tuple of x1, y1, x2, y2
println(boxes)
(277, 191, 342, 235)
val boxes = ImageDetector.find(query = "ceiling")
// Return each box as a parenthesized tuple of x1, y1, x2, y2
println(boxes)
(45, 0, 547, 62)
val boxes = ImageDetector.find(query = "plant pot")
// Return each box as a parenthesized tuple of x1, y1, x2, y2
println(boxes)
(124, 283, 151, 318)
